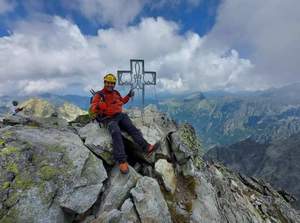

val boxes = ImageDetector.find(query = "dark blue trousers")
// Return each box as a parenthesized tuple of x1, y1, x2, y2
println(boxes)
(102, 112, 149, 163)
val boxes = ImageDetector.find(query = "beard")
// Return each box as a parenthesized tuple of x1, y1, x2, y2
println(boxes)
(106, 86, 114, 91)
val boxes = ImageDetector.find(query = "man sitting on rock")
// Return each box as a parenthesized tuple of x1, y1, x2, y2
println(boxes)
(90, 73, 156, 174)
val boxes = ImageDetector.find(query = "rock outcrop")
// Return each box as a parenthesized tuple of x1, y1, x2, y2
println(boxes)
(0, 117, 107, 222)
(20, 98, 86, 122)
(0, 102, 300, 223)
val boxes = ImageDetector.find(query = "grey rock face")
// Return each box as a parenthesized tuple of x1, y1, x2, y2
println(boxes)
(1, 100, 300, 223)
(93, 199, 140, 223)
(0, 123, 107, 222)
(78, 122, 114, 165)
(93, 209, 121, 223)
(169, 123, 202, 165)
(191, 164, 300, 223)
(60, 183, 104, 214)
(98, 166, 141, 215)
(154, 159, 176, 194)
(191, 170, 224, 223)
(205, 135, 300, 209)
(154, 136, 172, 161)
(119, 198, 140, 223)
(130, 176, 172, 223)
(181, 159, 195, 177)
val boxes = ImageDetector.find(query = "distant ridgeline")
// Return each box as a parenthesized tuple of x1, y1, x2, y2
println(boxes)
(1, 83, 300, 148)
(158, 83, 300, 149)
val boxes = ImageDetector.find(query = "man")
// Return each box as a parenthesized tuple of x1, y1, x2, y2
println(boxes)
(90, 73, 156, 174)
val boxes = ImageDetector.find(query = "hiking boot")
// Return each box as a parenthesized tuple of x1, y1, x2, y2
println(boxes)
(119, 161, 129, 174)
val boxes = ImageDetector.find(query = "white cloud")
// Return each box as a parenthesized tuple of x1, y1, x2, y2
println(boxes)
(18, 79, 66, 94)
(66, 0, 144, 27)
(208, 0, 300, 89)
(0, 16, 253, 96)
(65, 0, 203, 27)
(0, 0, 16, 14)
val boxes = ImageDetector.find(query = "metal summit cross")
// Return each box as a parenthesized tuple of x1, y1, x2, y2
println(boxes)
(117, 59, 156, 110)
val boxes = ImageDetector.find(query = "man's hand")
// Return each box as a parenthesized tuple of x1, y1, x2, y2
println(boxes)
(14, 107, 24, 113)
(127, 89, 135, 98)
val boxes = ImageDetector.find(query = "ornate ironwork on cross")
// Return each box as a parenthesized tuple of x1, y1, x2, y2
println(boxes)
(117, 59, 156, 110)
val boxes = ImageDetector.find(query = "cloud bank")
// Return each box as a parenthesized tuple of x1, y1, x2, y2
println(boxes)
(0, 15, 253, 96)
(0, 0, 16, 14)
(0, 0, 299, 96)
(208, 0, 300, 88)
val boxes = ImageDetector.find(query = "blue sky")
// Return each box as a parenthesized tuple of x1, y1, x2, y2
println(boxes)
(0, 0, 299, 96)
(0, 0, 220, 36)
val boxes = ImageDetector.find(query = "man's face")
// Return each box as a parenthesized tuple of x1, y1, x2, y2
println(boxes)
(104, 81, 116, 91)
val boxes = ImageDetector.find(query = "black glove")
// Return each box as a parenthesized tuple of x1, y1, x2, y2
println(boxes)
(15, 107, 24, 113)
(127, 89, 135, 98)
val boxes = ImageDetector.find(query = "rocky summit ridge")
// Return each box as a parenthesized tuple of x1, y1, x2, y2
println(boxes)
(0, 102, 299, 223)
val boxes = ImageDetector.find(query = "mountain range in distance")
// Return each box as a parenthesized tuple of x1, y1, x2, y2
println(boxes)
(1, 82, 300, 149)
(159, 82, 300, 149)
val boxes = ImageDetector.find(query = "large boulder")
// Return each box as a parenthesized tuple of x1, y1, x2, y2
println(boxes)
(154, 159, 176, 194)
(19, 98, 86, 122)
(119, 198, 140, 223)
(97, 165, 141, 215)
(93, 209, 121, 223)
(20, 98, 56, 118)
(78, 122, 114, 165)
(125, 105, 176, 145)
(57, 102, 87, 122)
(130, 176, 172, 223)
(169, 123, 203, 165)
(94, 199, 140, 223)
(0, 123, 107, 222)
(77, 106, 176, 166)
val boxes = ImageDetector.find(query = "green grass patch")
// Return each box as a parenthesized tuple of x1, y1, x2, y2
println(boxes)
(6, 162, 19, 174)
(39, 165, 59, 181)
(0, 139, 5, 146)
(1, 182, 10, 190)
(0, 146, 19, 157)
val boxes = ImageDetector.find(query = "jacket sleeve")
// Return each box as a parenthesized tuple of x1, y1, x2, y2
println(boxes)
(121, 95, 130, 104)
(91, 93, 107, 113)
(115, 90, 130, 105)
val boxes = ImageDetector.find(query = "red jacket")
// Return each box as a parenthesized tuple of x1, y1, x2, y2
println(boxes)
(91, 88, 130, 117)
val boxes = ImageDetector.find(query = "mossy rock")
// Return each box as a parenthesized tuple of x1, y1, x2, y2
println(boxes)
(2, 131, 13, 138)
(6, 162, 19, 174)
(39, 165, 60, 181)
(3, 191, 20, 208)
(0, 207, 20, 223)
(70, 114, 91, 125)
(0, 139, 5, 146)
(13, 175, 34, 190)
(0, 146, 19, 157)
(160, 173, 197, 223)
(178, 123, 203, 154)
(99, 150, 115, 166)
(2, 181, 10, 190)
